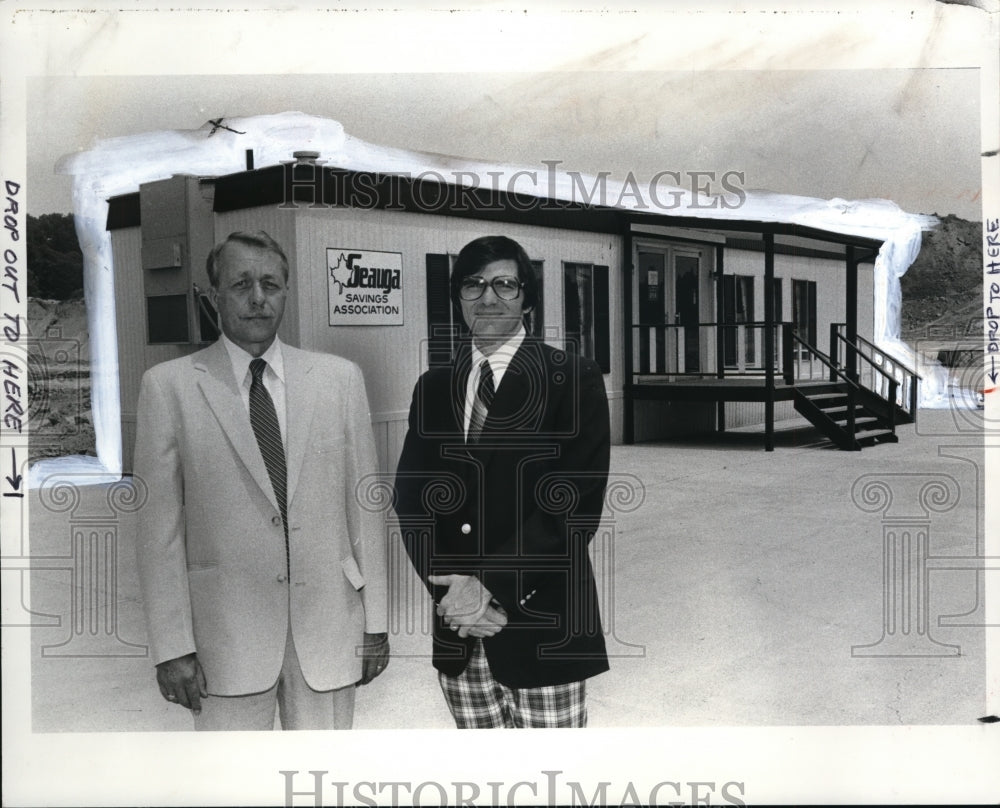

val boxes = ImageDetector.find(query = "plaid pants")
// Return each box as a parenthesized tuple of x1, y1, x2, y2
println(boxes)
(438, 640, 587, 728)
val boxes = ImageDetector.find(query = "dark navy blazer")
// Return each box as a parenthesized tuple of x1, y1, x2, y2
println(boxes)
(394, 338, 611, 688)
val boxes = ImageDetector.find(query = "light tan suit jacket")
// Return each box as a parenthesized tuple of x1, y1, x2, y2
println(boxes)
(134, 339, 387, 695)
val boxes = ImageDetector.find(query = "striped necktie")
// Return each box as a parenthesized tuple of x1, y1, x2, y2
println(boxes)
(249, 358, 289, 569)
(467, 359, 494, 444)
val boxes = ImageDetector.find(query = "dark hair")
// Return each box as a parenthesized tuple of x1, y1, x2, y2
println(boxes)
(449, 235, 538, 312)
(206, 230, 290, 288)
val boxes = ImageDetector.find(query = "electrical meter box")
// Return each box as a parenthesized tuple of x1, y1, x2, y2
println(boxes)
(139, 175, 217, 344)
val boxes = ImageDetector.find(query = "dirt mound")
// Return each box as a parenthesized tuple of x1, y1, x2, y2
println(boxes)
(26, 297, 95, 463)
(900, 214, 983, 341)
(27, 298, 91, 350)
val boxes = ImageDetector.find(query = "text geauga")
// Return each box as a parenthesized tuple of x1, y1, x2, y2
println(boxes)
(280, 769, 747, 807)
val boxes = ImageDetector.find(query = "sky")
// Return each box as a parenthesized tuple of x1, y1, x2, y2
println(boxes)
(22, 17, 986, 222)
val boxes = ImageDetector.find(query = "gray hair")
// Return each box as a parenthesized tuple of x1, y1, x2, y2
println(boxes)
(206, 230, 289, 288)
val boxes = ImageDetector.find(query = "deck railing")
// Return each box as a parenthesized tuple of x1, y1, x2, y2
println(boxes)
(631, 321, 827, 381)
(831, 324, 920, 421)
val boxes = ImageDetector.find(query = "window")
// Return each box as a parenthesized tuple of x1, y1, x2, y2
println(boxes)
(146, 294, 190, 344)
(425, 254, 545, 366)
(722, 274, 755, 366)
(563, 263, 610, 373)
(792, 279, 817, 355)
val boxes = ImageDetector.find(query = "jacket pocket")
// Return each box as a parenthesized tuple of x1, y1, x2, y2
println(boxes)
(341, 555, 366, 590)
(186, 561, 218, 571)
(313, 436, 346, 455)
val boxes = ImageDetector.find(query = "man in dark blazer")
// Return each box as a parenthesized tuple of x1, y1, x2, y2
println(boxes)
(394, 235, 610, 728)
(134, 231, 389, 730)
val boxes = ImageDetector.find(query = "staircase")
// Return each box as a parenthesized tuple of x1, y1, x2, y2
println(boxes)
(794, 383, 900, 451)
(787, 327, 919, 451)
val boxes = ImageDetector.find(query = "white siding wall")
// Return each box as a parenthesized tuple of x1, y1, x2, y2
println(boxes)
(115, 203, 877, 461)
(217, 206, 622, 470)
(859, 260, 875, 341)
(723, 248, 874, 342)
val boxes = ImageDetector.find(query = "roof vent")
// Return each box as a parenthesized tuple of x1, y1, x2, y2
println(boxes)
(293, 150, 321, 164)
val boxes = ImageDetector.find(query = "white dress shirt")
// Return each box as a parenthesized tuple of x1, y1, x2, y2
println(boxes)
(463, 326, 526, 438)
(220, 334, 288, 447)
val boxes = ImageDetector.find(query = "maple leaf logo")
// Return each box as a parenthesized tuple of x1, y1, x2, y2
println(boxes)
(329, 252, 355, 295)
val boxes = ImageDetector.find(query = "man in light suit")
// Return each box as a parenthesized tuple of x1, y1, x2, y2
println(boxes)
(394, 235, 610, 728)
(134, 230, 388, 731)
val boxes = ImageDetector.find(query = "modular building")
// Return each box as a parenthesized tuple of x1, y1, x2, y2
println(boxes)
(105, 149, 922, 475)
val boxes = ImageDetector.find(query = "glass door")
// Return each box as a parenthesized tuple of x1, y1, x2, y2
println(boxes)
(637, 251, 665, 373)
(674, 253, 700, 373)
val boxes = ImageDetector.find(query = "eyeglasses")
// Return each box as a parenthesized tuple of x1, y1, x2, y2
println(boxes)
(458, 275, 524, 301)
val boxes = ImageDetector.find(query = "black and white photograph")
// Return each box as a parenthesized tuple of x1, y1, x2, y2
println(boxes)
(1, 1, 998, 805)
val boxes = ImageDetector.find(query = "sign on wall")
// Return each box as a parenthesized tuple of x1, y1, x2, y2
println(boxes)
(327, 248, 403, 326)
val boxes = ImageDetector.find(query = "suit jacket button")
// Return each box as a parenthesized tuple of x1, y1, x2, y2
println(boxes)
(271, 515, 281, 527)
(277, 574, 287, 583)
(461, 523, 471, 535)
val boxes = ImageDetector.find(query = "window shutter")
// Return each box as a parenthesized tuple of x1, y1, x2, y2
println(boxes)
(425, 254, 453, 366)
(594, 265, 610, 373)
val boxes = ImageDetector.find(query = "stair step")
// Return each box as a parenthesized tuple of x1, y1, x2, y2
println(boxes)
(829, 414, 882, 430)
(799, 383, 846, 395)
(809, 393, 850, 408)
(856, 430, 899, 447)
(824, 406, 865, 419)
(794, 385, 899, 451)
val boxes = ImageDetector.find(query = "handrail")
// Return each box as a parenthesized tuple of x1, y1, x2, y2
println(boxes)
(792, 333, 859, 387)
(852, 332, 922, 380)
(835, 334, 905, 387)
(632, 321, 781, 378)
(631, 320, 776, 328)
(791, 333, 861, 442)
(831, 324, 917, 418)
(794, 332, 899, 441)
(832, 323, 922, 379)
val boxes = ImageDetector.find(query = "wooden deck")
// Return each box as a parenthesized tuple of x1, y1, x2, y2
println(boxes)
(629, 375, 834, 402)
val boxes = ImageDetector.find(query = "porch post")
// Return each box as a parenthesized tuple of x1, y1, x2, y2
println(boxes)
(623, 226, 635, 444)
(715, 245, 726, 432)
(764, 231, 775, 452)
(846, 244, 859, 382)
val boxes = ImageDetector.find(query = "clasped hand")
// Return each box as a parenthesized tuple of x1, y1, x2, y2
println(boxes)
(427, 573, 507, 638)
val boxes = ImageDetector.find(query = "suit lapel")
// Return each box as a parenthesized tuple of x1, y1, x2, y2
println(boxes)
(444, 346, 483, 478)
(196, 341, 280, 513)
(487, 341, 536, 425)
(283, 347, 316, 506)
(450, 346, 474, 437)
